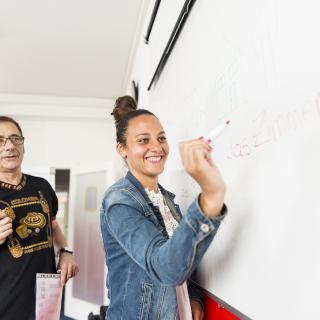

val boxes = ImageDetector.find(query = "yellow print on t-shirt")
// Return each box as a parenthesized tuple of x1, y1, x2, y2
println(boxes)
(4, 192, 53, 259)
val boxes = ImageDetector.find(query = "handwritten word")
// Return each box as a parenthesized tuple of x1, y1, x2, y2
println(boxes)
(227, 93, 320, 159)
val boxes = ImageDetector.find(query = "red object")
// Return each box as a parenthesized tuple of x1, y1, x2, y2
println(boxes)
(204, 295, 241, 320)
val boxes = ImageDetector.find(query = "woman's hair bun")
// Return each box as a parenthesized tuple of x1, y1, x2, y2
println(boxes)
(111, 95, 137, 123)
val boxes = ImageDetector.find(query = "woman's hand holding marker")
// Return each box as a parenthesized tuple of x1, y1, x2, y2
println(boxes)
(179, 121, 230, 218)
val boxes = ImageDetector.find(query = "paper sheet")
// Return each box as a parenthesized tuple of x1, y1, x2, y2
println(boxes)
(176, 282, 193, 320)
(36, 273, 63, 320)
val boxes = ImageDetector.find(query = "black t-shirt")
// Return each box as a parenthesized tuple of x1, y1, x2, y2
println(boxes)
(0, 174, 58, 320)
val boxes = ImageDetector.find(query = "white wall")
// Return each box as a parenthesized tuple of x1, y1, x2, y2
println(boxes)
(0, 94, 118, 169)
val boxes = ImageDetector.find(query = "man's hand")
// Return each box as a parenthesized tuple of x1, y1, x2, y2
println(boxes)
(191, 299, 204, 320)
(57, 252, 79, 286)
(0, 210, 13, 245)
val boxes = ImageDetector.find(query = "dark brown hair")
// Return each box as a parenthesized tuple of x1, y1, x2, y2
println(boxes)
(111, 95, 155, 146)
(0, 116, 23, 136)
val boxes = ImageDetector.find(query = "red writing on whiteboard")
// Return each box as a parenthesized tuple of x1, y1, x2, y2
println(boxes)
(226, 93, 320, 159)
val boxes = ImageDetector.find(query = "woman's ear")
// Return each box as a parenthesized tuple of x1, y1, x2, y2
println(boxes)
(116, 143, 127, 159)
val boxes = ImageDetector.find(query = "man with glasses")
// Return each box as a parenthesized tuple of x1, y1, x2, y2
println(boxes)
(0, 116, 79, 320)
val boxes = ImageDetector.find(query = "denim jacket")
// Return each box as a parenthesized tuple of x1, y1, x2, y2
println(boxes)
(100, 171, 226, 320)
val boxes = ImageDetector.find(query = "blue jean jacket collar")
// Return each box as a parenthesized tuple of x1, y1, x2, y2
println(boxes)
(125, 171, 181, 227)
(125, 171, 176, 203)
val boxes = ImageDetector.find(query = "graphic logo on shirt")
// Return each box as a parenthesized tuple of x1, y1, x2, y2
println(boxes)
(16, 212, 47, 239)
(0, 192, 53, 259)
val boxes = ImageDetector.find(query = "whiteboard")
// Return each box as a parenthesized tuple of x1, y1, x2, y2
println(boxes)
(147, 0, 320, 319)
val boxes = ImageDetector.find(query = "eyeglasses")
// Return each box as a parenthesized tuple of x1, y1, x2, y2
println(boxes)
(0, 136, 25, 146)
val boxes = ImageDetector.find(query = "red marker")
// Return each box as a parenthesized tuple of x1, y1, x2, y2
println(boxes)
(204, 121, 230, 146)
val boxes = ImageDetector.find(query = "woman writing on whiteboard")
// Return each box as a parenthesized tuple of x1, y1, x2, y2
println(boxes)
(100, 96, 227, 320)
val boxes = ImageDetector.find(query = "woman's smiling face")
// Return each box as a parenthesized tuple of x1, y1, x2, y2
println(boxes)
(120, 114, 169, 185)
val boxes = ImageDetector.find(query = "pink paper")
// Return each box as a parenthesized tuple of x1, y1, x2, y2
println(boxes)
(36, 273, 63, 320)
(176, 282, 193, 320)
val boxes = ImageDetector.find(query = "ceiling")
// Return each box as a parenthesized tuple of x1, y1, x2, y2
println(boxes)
(0, 0, 148, 99)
